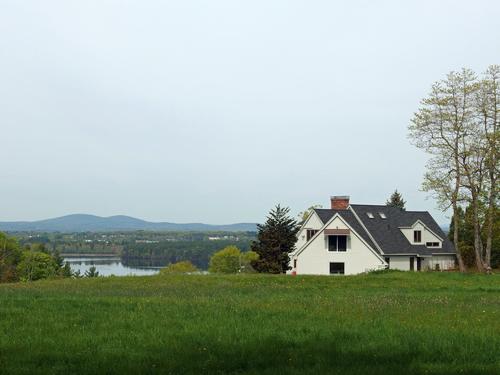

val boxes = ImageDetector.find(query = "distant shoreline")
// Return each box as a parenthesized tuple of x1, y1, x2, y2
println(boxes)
(61, 253, 119, 258)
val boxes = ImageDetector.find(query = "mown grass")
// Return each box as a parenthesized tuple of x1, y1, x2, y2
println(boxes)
(0, 272, 499, 374)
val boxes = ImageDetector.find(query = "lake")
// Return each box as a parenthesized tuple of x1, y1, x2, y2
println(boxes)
(64, 256, 163, 276)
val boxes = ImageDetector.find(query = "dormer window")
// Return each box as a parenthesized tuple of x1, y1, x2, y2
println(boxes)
(426, 242, 440, 247)
(306, 229, 318, 241)
(414, 230, 422, 243)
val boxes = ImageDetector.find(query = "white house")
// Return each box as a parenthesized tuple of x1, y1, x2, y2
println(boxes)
(289, 196, 456, 275)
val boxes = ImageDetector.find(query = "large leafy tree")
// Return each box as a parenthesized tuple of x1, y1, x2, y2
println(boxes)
(0, 232, 22, 282)
(17, 251, 58, 281)
(209, 246, 242, 274)
(477, 66, 500, 268)
(208, 246, 258, 274)
(251, 205, 299, 273)
(409, 68, 477, 272)
(409, 66, 500, 272)
(386, 190, 406, 210)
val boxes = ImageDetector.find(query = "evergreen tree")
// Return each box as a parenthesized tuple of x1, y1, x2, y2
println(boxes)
(84, 266, 99, 278)
(251, 205, 299, 273)
(60, 262, 73, 278)
(52, 250, 65, 270)
(386, 190, 406, 210)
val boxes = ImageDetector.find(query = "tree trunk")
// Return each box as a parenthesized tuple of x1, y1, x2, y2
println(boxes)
(484, 65, 499, 272)
(484, 181, 495, 269)
(471, 193, 485, 272)
(452, 178, 466, 272)
(452, 202, 466, 272)
(453, 138, 466, 272)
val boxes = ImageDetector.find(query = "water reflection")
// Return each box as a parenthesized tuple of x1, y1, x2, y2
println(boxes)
(64, 256, 163, 276)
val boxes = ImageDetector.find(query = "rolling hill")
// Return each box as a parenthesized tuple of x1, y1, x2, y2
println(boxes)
(0, 214, 257, 232)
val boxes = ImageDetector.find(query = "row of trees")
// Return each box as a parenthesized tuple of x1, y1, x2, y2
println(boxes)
(409, 65, 499, 272)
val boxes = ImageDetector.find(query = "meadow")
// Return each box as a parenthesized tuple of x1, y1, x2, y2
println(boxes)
(0, 272, 499, 374)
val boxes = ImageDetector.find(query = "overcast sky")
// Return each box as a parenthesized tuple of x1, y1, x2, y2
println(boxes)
(1, 1, 499, 225)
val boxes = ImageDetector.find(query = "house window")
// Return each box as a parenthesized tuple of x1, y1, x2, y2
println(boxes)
(367, 212, 374, 219)
(414, 230, 422, 243)
(426, 242, 440, 247)
(385, 257, 390, 265)
(293, 259, 297, 268)
(379, 213, 387, 219)
(328, 235, 347, 252)
(330, 262, 345, 274)
(306, 229, 318, 241)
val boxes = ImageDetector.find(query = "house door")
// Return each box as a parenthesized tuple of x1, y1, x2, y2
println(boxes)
(417, 257, 422, 271)
(410, 257, 415, 271)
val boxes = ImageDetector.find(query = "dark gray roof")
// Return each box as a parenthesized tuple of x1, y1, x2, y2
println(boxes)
(349, 205, 456, 256)
(313, 208, 378, 252)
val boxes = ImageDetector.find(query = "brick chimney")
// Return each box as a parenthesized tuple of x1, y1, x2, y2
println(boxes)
(331, 196, 350, 210)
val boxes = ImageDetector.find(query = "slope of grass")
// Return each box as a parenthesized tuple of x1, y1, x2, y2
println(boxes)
(0, 272, 499, 374)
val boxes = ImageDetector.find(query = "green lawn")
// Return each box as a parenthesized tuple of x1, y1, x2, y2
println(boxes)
(0, 272, 499, 374)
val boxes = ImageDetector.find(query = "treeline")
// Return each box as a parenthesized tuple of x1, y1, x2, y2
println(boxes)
(123, 239, 253, 270)
(409, 65, 499, 272)
(13, 231, 256, 257)
(0, 232, 72, 282)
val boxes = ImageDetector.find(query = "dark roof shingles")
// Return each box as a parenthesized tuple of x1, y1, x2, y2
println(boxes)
(349, 205, 455, 256)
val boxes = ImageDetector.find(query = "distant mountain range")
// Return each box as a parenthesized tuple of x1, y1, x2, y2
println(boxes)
(0, 214, 257, 233)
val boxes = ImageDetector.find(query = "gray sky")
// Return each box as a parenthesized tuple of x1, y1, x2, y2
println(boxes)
(1, 1, 499, 225)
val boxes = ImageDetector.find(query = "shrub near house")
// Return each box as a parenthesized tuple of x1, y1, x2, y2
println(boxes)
(209, 246, 258, 273)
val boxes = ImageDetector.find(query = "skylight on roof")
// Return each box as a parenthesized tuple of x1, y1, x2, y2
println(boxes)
(367, 212, 374, 219)
(379, 213, 387, 219)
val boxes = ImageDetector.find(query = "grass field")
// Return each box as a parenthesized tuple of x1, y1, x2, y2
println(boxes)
(0, 272, 499, 374)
